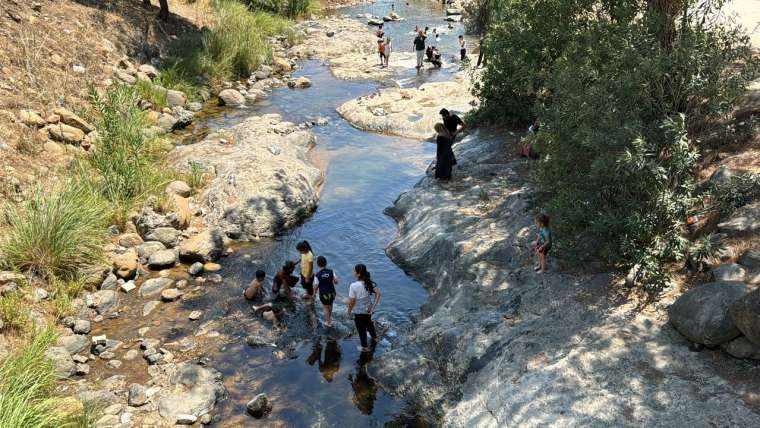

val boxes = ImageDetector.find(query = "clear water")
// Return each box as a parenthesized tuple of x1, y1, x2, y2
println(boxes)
(92, 1, 468, 425)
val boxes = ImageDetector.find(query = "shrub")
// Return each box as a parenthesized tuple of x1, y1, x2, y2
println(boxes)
(80, 84, 173, 223)
(49, 275, 87, 319)
(0, 184, 107, 278)
(245, 0, 314, 18)
(476, 0, 758, 293)
(153, 65, 203, 102)
(708, 172, 760, 215)
(165, 1, 294, 84)
(135, 80, 168, 109)
(0, 328, 59, 427)
(0, 291, 29, 332)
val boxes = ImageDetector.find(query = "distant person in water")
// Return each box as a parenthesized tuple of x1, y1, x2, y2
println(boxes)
(413, 30, 427, 69)
(315, 256, 339, 327)
(244, 269, 266, 301)
(459, 35, 467, 61)
(431, 46, 442, 68)
(296, 240, 315, 302)
(434, 123, 454, 181)
(534, 213, 552, 273)
(252, 302, 284, 329)
(383, 37, 392, 67)
(272, 261, 298, 300)
(347, 264, 381, 352)
(377, 38, 386, 66)
(376, 23, 385, 39)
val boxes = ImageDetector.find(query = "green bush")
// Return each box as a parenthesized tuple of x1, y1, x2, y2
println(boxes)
(135, 80, 168, 109)
(708, 172, 760, 215)
(476, 0, 758, 293)
(153, 65, 203, 102)
(0, 291, 29, 332)
(80, 84, 173, 223)
(165, 1, 294, 84)
(245, 0, 313, 18)
(0, 184, 107, 278)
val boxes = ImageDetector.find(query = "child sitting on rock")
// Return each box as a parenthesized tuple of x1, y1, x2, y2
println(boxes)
(534, 213, 552, 273)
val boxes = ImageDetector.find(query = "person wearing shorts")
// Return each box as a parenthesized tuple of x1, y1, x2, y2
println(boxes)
(315, 256, 339, 327)
(296, 240, 315, 302)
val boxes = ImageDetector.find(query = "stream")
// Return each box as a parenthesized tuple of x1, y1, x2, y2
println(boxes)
(92, 1, 472, 425)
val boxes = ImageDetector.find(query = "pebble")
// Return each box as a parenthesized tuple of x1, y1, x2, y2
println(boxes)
(34, 288, 49, 301)
(121, 280, 136, 293)
(204, 262, 222, 272)
(189, 310, 203, 321)
(106, 359, 122, 369)
(92, 335, 107, 346)
(161, 288, 183, 302)
(73, 319, 92, 335)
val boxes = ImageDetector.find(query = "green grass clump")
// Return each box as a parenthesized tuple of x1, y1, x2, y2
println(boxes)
(246, 0, 315, 18)
(49, 275, 87, 320)
(0, 291, 29, 332)
(0, 328, 97, 427)
(166, 0, 294, 84)
(153, 65, 203, 102)
(79, 84, 174, 223)
(135, 80, 168, 109)
(0, 184, 108, 279)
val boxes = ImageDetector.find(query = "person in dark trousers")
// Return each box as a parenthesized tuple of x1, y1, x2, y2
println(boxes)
(347, 264, 381, 353)
(476, 34, 487, 67)
(440, 108, 464, 164)
(459, 35, 467, 61)
(296, 240, 315, 303)
(315, 256, 339, 327)
(413, 30, 427, 69)
(434, 123, 454, 181)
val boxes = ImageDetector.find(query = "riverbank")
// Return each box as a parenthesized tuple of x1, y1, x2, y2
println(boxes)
(374, 128, 760, 425)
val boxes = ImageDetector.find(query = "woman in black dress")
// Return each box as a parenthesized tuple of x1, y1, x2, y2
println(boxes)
(434, 123, 453, 181)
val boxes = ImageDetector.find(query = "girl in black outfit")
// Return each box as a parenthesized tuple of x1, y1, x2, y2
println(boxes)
(434, 123, 454, 181)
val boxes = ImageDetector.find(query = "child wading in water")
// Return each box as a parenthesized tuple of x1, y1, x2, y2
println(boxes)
(315, 256, 339, 327)
(244, 270, 266, 302)
(297, 241, 315, 302)
(534, 213, 552, 273)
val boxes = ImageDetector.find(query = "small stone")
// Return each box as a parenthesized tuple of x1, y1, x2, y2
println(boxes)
(72, 354, 88, 364)
(207, 274, 223, 284)
(123, 349, 140, 361)
(121, 280, 136, 293)
(189, 310, 203, 321)
(118, 233, 143, 248)
(166, 180, 192, 198)
(18, 110, 46, 127)
(115, 69, 137, 84)
(176, 414, 198, 425)
(58, 334, 90, 355)
(75, 363, 90, 375)
(100, 273, 119, 291)
(246, 393, 272, 418)
(73, 319, 92, 335)
(120, 412, 133, 424)
(47, 123, 85, 144)
(176, 280, 188, 289)
(145, 227, 180, 248)
(138, 64, 159, 78)
(166, 90, 187, 108)
(148, 249, 178, 270)
(218, 89, 246, 107)
(128, 383, 148, 407)
(106, 359, 122, 369)
(161, 288, 183, 302)
(200, 414, 213, 424)
(203, 262, 221, 272)
(33, 287, 49, 301)
(139, 278, 174, 298)
(92, 335, 107, 346)
(188, 262, 204, 276)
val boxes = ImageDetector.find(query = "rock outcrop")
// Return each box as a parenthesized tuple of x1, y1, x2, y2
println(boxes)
(171, 114, 323, 240)
(379, 131, 760, 426)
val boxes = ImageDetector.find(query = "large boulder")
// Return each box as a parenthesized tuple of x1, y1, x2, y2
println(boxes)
(669, 281, 752, 346)
(157, 363, 226, 423)
(729, 288, 760, 346)
(139, 278, 174, 298)
(112, 249, 138, 279)
(711, 264, 746, 282)
(722, 336, 760, 360)
(166, 90, 187, 108)
(145, 227, 180, 248)
(178, 230, 223, 263)
(171, 114, 323, 239)
(718, 201, 760, 235)
(47, 123, 85, 144)
(90, 290, 120, 315)
(45, 347, 75, 378)
(148, 249, 178, 270)
(137, 241, 166, 262)
(218, 89, 245, 107)
(135, 207, 178, 235)
(53, 108, 95, 133)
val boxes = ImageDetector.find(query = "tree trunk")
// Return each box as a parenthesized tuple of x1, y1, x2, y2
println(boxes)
(158, 0, 169, 20)
(647, 0, 678, 50)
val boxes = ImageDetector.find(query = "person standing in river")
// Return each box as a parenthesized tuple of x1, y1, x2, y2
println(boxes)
(296, 240, 315, 303)
(383, 37, 392, 67)
(413, 30, 427, 69)
(347, 264, 381, 353)
(433, 123, 454, 181)
(315, 256, 338, 327)
(459, 35, 467, 61)
(440, 108, 464, 165)
(272, 260, 299, 301)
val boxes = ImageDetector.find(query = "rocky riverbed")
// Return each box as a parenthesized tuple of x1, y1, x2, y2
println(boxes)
(374, 131, 760, 426)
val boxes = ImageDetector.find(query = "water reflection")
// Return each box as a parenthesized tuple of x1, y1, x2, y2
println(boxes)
(350, 352, 380, 416)
(307, 338, 343, 383)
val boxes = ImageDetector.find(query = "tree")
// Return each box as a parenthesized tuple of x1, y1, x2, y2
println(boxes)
(158, 0, 170, 20)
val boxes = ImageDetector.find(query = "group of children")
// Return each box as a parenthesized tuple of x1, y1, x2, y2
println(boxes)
(244, 240, 382, 353)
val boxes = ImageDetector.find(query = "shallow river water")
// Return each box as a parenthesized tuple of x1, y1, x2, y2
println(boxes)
(93, 1, 471, 425)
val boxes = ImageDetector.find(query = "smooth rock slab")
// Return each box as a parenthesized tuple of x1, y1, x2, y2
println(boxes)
(157, 363, 226, 423)
(669, 281, 752, 346)
(729, 288, 760, 346)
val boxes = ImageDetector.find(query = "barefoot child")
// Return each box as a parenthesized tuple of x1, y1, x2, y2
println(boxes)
(534, 213, 552, 273)
(244, 270, 266, 301)
(315, 256, 339, 327)
(296, 241, 315, 302)
(273, 261, 298, 300)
